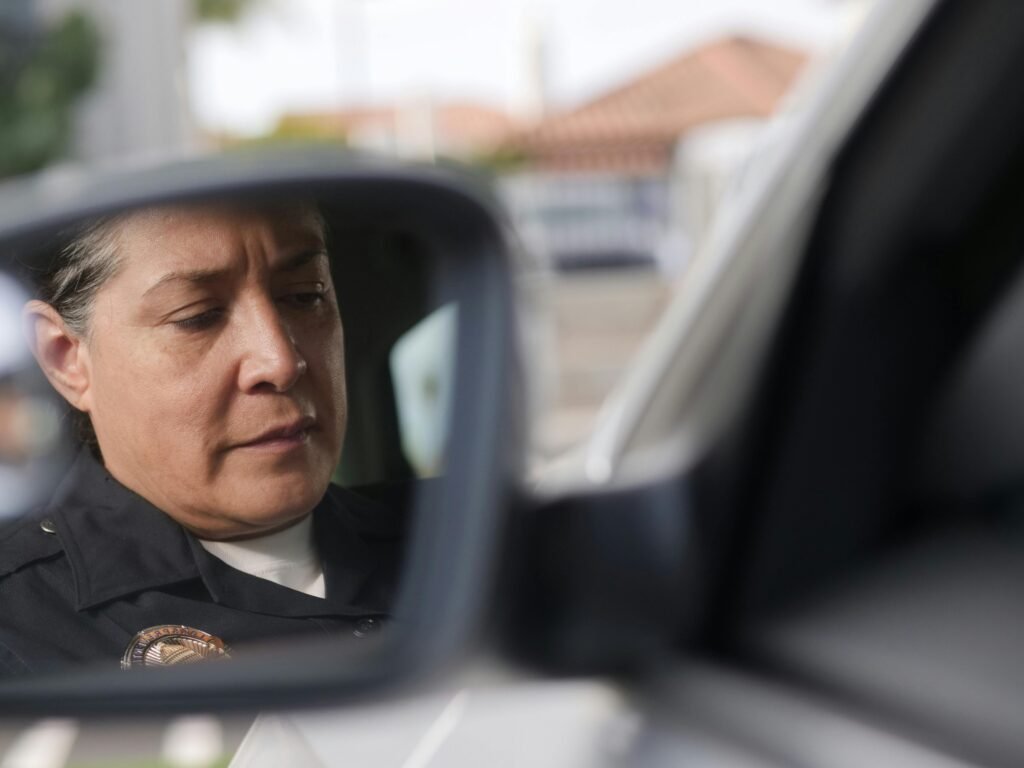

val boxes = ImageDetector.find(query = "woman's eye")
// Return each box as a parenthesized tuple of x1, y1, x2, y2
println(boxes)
(279, 291, 326, 309)
(171, 308, 224, 332)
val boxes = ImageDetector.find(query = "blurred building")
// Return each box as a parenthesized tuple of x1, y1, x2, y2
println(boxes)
(34, 0, 198, 165)
(501, 35, 807, 274)
(268, 101, 521, 162)
(509, 36, 804, 174)
(0, 0, 34, 37)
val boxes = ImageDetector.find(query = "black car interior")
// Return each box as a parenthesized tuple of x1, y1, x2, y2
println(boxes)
(692, 3, 1024, 766)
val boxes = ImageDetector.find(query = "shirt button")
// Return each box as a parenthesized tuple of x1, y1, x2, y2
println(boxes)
(39, 519, 57, 535)
(353, 618, 379, 638)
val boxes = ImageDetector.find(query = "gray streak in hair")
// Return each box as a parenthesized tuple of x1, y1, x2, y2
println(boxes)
(38, 216, 125, 338)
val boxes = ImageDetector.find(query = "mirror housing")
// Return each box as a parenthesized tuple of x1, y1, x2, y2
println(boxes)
(0, 149, 521, 714)
(501, 477, 693, 674)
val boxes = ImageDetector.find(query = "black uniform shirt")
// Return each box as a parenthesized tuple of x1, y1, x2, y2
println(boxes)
(0, 450, 400, 676)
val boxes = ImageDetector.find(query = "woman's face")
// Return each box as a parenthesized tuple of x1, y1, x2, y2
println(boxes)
(72, 204, 346, 539)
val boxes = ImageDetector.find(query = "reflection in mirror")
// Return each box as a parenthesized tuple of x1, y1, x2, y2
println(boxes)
(0, 194, 456, 676)
(0, 274, 65, 519)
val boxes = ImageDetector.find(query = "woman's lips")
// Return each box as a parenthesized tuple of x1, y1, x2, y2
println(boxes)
(236, 417, 315, 452)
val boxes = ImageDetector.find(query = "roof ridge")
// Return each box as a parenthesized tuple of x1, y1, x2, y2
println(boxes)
(563, 34, 804, 117)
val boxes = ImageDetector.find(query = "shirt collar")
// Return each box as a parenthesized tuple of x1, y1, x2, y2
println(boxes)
(47, 450, 391, 615)
(188, 492, 391, 617)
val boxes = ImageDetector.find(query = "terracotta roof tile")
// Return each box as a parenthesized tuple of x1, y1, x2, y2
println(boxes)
(510, 35, 807, 173)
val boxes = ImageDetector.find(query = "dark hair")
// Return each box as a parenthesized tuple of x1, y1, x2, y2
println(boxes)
(38, 216, 125, 336)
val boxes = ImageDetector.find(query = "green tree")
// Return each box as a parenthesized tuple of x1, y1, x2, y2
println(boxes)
(0, 10, 100, 178)
(193, 0, 263, 24)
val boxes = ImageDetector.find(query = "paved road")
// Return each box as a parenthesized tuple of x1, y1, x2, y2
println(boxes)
(0, 675, 634, 768)
(535, 268, 674, 459)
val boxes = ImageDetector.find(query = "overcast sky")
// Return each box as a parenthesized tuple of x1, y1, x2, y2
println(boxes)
(187, 0, 866, 136)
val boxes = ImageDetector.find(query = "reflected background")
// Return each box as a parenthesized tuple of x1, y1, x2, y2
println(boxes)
(0, 273, 64, 518)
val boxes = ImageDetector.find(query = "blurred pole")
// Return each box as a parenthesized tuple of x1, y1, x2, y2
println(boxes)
(161, 716, 225, 768)
(334, 0, 373, 107)
(34, 0, 198, 164)
(0, 719, 79, 768)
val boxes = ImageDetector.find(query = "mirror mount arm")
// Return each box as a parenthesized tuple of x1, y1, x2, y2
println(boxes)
(498, 476, 696, 674)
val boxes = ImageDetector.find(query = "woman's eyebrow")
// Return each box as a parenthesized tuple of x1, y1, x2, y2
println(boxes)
(275, 249, 328, 274)
(142, 250, 327, 297)
(142, 267, 230, 298)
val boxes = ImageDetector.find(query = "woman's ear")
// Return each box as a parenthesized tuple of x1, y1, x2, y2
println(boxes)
(23, 300, 93, 413)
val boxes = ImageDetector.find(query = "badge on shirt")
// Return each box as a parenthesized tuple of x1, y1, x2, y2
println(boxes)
(121, 625, 231, 670)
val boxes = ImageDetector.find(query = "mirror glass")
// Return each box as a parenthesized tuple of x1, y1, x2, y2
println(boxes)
(0, 190, 458, 678)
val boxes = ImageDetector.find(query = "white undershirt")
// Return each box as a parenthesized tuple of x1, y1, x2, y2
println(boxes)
(198, 515, 326, 599)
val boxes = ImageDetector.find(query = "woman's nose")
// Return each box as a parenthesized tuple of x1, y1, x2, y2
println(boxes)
(237, 302, 307, 393)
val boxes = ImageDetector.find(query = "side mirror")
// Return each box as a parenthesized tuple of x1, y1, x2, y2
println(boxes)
(0, 150, 520, 714)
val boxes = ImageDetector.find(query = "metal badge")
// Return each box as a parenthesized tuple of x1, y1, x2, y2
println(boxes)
(121, 625, 231, 670)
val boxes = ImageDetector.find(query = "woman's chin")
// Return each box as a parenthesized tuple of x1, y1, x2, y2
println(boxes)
(199, 476, 326, 538)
